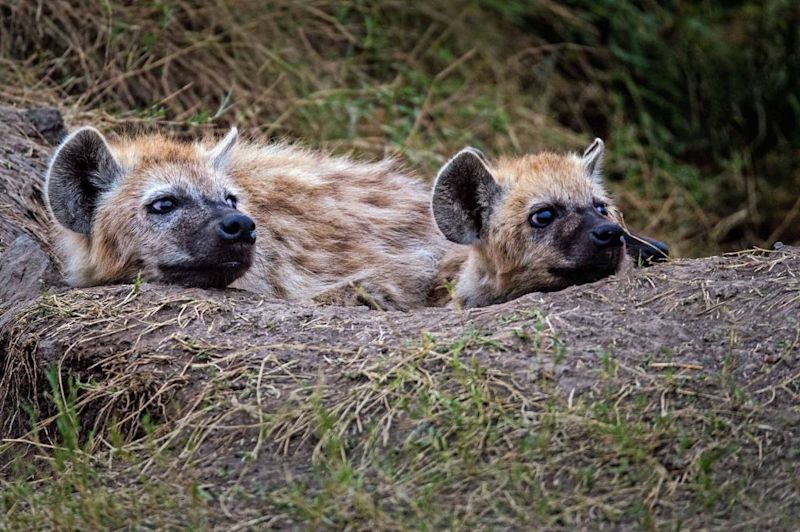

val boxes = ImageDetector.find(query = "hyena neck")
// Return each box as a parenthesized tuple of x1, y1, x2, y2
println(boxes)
(432, 245, 504, 308)
(456, 247, 508, 308)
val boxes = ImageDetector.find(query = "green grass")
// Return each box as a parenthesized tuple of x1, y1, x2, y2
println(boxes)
(1, 0, 798, 255)
(3, 318, 794, 529)
(1, 367, 209, 530)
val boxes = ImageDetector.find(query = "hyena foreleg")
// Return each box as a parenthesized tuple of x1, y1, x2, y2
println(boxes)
(311, 278, 406, 311)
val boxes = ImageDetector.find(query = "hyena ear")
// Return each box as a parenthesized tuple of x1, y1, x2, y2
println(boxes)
(432, 147, 502, 245)
(208, 127, 238, 171)
(46, 127, 122, 235)
(582, 137, 604, 182)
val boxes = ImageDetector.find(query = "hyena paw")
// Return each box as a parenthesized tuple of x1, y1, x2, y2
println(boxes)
(312, 281, 403, 311)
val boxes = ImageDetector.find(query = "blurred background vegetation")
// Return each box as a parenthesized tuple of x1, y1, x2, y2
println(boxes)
(1, 0, 798, 256)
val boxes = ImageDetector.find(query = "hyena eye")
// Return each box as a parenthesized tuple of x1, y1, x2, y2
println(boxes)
(226, 195, 238, 209)
(529, 207, 556, 228)
(595, 203, 609, 216)
(148, 197, 177, 214)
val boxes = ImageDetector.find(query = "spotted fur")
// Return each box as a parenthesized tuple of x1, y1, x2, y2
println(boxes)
(428, 140, 631, 308)
(46, 128, 445, 310)
(46, 129, 650, 310)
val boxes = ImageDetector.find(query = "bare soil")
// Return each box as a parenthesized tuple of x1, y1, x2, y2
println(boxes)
(1, 108, 798, 529)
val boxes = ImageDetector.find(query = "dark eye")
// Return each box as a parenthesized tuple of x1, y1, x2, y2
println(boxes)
(529, 207, 556, 228)
(226, 195, 238, 209)
(595, 203, 609, 216)
(148, 197, 177, 214)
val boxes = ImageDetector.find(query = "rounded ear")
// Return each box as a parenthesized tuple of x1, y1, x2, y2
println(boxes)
(582, 137, 604, 182)
(431, 147, 502, 245)
(208, 127, 238, 171)
(46, 127, 122, 234)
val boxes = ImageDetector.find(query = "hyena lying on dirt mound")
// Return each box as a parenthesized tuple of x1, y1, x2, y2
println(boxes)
(427, 140, 668, 307)
(45, 127, 667, 309)
(45, 127, 443, 309)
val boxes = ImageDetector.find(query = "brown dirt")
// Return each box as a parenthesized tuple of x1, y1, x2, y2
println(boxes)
(1, 107, 798, 529)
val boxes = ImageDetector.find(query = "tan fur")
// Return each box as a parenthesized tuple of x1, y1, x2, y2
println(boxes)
(51, 133, 447, 310)
(226, 143, 445, 309)
(49, 129, 626, 310)
(429, 151, 628, 308)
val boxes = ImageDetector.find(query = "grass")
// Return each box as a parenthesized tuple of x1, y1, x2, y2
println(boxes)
(2, 247, 799, 529)
(1, 326, 793, 529)
(1, 0, 798, 256)
(1, 366, 210, 530)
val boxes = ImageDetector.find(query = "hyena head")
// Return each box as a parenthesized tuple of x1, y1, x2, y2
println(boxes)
(46, 127, 256, 288)
(432, 139, 628, 307)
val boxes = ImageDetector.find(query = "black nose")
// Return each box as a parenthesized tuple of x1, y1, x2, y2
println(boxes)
(590, 223, 624, 249)
(218, 213, 256, 244)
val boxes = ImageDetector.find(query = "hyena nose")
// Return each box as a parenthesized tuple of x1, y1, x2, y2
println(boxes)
(590, 223, 624, 249)
(218, 213, 256, 244)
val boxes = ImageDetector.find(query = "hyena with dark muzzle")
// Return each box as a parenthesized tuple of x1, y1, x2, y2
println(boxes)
(427, 139, 669, 307)
(45, 127, 667, 309)
(45, 127, 444, 309)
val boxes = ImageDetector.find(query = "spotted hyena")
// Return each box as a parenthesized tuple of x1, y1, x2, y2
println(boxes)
(427, 139, 668, 307)
(45, 128, 667, 309)
(45, 127, 445, 310)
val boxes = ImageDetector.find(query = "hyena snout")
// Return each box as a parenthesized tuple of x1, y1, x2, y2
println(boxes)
(218, 213, 256, 244)
(160, 210, 257, 288)
(590, 223, 624, 249)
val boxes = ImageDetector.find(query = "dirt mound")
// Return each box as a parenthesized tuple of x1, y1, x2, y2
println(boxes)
(0, 108, 798, 529)
(0, 107, 62, 254)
